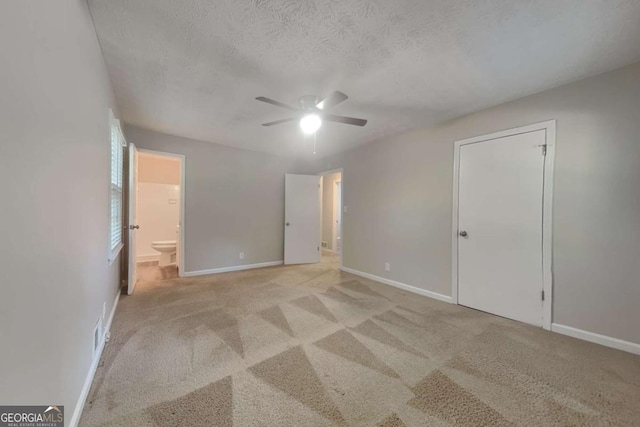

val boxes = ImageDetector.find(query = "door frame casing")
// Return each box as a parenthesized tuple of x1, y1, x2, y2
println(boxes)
(136, 148, 187, 278)
(318, 168, 344, 269)
(451, 120, 556, 330)
(333, 180, 342, 253)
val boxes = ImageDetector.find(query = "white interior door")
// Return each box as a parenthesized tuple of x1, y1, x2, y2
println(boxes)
(127, 143, 139, 294)
(285, 174, 321, 265)
(457, 130, 545, 326)
(334, 181, 342, 254)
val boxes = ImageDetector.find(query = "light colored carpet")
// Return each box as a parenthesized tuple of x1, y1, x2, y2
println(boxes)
(81, 253, 640, 426)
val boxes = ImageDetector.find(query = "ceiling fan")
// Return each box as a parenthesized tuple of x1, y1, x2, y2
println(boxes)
(255, 91, 367, 134)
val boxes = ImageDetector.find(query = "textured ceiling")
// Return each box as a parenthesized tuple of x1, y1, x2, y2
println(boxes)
(88, 0, 640, 158)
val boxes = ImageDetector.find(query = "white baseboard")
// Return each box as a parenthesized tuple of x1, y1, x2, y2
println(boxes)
(339, 267, 639, 355)
(340, 266, 453, 304)
(551, 323, 640, 355)
(69, 291, 120, 427)
(136, 254, 159, 263)
(182, 260, 284, 277)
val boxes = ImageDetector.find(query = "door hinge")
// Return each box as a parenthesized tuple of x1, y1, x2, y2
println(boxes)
(317, 246, 320, 251)
(539, 144, 547, 156)
(541, 290, 545, 301)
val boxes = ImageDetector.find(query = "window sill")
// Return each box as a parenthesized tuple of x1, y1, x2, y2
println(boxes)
(108, 243, 124, 265)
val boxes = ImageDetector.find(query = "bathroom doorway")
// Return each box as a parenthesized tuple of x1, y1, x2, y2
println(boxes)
(131, 149, 185, 286)
(319, 169, 343, 266)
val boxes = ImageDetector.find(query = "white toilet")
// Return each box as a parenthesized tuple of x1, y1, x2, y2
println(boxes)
(151, 240, 177, 266)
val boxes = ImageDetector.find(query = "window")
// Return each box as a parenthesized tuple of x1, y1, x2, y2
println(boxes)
(108, 110, 125, 263)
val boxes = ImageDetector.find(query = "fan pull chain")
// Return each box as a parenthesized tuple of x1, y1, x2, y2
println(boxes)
(313, 132, 317, 155)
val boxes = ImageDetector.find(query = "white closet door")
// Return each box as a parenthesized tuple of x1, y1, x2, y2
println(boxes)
(458, 130, 545, 326)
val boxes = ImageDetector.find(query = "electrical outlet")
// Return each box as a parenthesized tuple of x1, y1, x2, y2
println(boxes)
(239, 252, 244, 260)
(385, 263, 391, 272)
(344, 205, 348, 213)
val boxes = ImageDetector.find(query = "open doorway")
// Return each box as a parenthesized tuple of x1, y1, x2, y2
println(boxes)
(320, 169, 343, 265)
(133, 149, 184, 285)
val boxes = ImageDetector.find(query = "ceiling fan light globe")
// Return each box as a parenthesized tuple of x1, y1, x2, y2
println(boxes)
(300, 114, 321, 134)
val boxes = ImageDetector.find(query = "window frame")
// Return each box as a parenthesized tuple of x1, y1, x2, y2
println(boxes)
(108, 109, 126, 264)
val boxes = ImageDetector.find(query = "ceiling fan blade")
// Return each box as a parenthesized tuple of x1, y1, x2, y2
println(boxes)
(262, 118, 297, 127)
(255, 97, 300, 112)
(316, 91, 348, 110)
(322, 114, 367, 127)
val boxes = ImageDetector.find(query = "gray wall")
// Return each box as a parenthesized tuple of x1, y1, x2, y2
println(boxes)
(123, 125, 314, 273)
(0, 0, 122, 422)
(314, 63, 640, 344)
